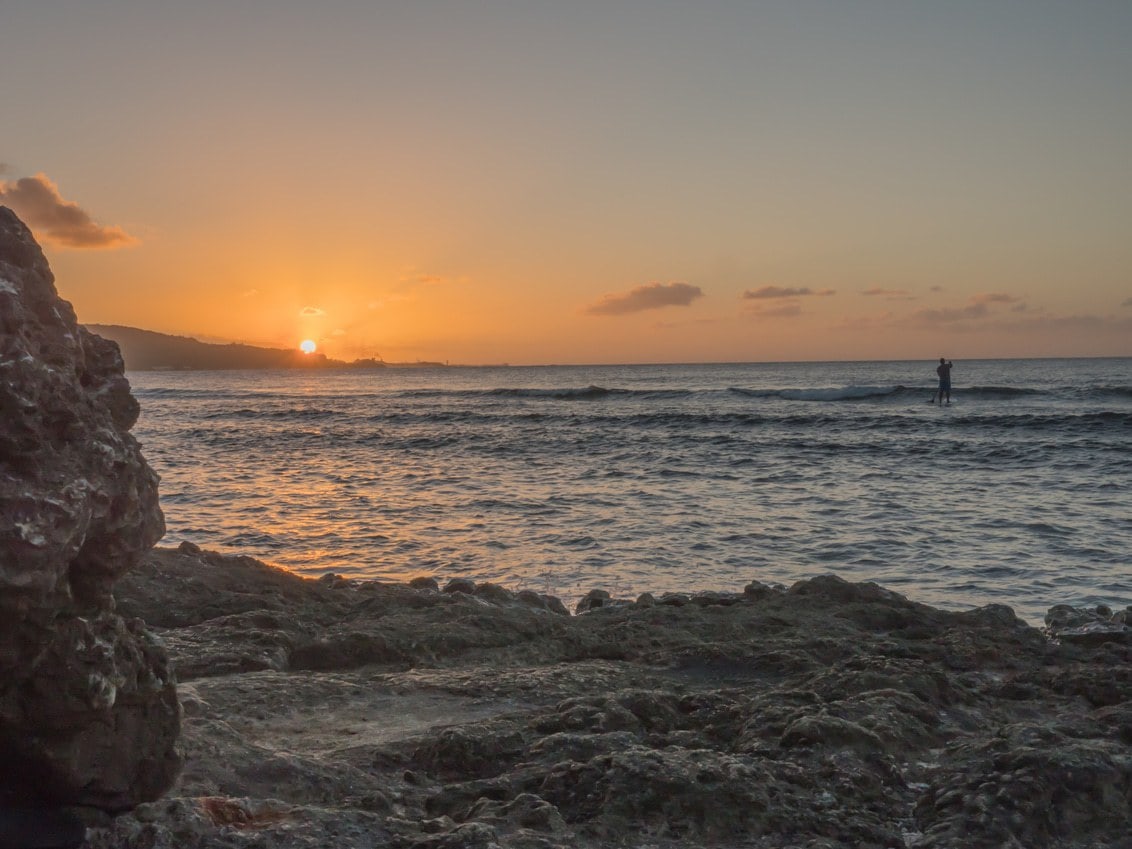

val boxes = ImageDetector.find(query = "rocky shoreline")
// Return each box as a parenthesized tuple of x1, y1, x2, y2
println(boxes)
(85, 544, 1132, 849)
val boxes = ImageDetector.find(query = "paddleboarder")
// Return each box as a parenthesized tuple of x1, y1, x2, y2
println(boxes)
(936, 357, 953, 406)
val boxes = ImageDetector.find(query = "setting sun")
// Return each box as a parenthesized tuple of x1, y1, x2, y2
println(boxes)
(299, 339, 316, 354)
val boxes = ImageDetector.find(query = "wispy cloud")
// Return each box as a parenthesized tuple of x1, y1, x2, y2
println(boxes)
(584, 282, 703, 316)
(748, 302, 803, 319)
(861, 287, 913, 299)
(995, 313, 1132, 333)
(830, 311, 896, 330)
(402, 272, 445, 285)
(396, 268, 467, 292)
(910, 303, 992, 324)
(299, 306, 325, 317)
(909, 292, 1025, 326)
(741, 286, 835, 300)
(0, 173, 137, 249)
(653, 317, 720, 330)
(969, 292, 1021, 306)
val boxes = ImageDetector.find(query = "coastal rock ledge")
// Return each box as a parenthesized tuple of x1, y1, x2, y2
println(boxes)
(0, 207, 181, 817)
(95, 545, 1131, 849)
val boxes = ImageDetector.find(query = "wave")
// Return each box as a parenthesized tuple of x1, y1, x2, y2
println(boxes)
(490, 385, 627, 400)
(216, 407, 343, 420)
(1091, 385, 1132, 401)
(948, 411, 1132, 429)
(960, 385, 1043, 399)
(134, 387, 269, 400)
(729, 385, 910, 402)
(400, 386, 695, 401)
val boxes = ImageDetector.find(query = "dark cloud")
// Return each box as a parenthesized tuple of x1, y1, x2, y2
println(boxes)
(742, 286, 835, 300)
(0, 173, 137, 249)
(1122, 297, 1132, 307)
(584, 282, 703, 316)
(861, 287, 911, 298)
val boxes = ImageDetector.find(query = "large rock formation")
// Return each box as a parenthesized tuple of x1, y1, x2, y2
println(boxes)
(0, 206, 181, 811)
(92, 549, 1132, 849)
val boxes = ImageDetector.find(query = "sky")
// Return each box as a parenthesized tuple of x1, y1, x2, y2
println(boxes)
(2, 1, 1130, 364)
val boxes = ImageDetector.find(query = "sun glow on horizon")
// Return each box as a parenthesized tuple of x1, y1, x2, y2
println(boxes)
(299, 339, 317, 354)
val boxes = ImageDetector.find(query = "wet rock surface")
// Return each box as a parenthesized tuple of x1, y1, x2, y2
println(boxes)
(0, 207, 180, 815)
(93, 547, 1132, 848)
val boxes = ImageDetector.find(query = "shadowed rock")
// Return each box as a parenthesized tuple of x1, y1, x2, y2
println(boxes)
(0, 206, 181, 813)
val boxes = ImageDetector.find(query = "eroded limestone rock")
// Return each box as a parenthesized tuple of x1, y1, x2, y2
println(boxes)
(0, 206, 180, 811)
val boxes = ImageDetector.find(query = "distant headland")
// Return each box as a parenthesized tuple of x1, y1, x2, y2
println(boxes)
(84, 325, 446, 371)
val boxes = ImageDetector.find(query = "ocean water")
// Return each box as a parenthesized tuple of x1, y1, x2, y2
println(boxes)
(127, 358, 1132, 624)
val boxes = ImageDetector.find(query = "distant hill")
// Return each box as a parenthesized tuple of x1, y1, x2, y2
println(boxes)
(84, 325, 364, 371)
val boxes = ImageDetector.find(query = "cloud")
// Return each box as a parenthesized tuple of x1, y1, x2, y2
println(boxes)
(402, 272, 445, 285)
(830, 311, 896, 331)
(748, 302, 803, 319)
(584, 282, 703, 316)
(910, 303, 990, 324)
(1004, 313, 1132, 333)
(653, 317, 721, 330)
(1122, 297, 1132, 308)
(969, 292, 1021, 306)
(0, 173, 137, 249)
(396, 269, 467, 292)
(741, 286, 835, 300)
(909, 292, 1027, 327)
(861, 287, 912, 299)
(299, 306, 325, 317)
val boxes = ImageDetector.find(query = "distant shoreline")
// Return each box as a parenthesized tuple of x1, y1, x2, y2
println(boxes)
(86, 324, 453, 371)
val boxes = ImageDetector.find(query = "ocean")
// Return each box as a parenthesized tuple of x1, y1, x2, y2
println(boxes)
(127, 358, 1132, 625)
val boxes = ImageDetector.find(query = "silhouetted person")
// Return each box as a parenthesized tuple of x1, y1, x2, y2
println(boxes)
(936, 357, 953, 406)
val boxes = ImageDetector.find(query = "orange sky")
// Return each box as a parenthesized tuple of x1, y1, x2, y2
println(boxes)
(2, 2, 1129, 364)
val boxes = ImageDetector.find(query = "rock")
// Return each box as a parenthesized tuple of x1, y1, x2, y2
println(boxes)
(914, 724, 1132, 848)
(96, 543, 1132, 849)
(574, 589, 609, 613)
(1045, 603, 1131, 646)
(444, 578, 477, 595)
(473, 582, 514, 605)
(0, 808, 86, 849)
(779, 714, 886, 754)
(516, 590, 569, 617)
(0, 207, 180, 811)
(743, 580, 780, 600)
